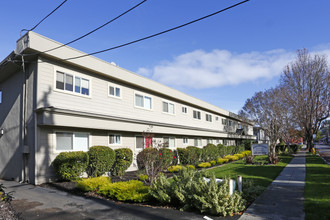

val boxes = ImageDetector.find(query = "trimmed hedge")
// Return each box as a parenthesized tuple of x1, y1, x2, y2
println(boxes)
(177, 146, 202, 165)
(76, 176, 111, 192)
(137, 147, 175, 171)
(53, 151, 89, 181)
(197, 162, 212, 168)
(168, 165, 183, 173)
(224, 155, 239, 161)
(159, 148, 175, 168)
(217, 158, 229, 164)
(88, 146, 115, 177)
(202, 144, 219, 162)
(99, 180, 149, 202)
(112, 148, 133, 177)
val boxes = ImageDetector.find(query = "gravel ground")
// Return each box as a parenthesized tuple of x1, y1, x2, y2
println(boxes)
(0, 200, 20, 220)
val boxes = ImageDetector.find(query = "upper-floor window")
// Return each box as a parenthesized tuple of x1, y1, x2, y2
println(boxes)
(109, 134, 121, 145)
(135, 93, 152, 110)
(193, 110, 201, 120)
(0, 90, 2, 104)
(215, 116, 219, 121)
(56, 71, 90, 96)
(109, 84, 121, 98)
(182, 106, 188, 114)
(55, 132, 89, 152)
(222, 118, 227, 125)
(163, 101, 175, 114)
(163, 137, 175, 148)
(206, 114, 212, 122)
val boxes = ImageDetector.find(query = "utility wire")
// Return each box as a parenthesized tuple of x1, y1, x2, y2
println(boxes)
(42, 0, 147, 54)
(21, 0, 68, 35)
(63, 0, 250, 61)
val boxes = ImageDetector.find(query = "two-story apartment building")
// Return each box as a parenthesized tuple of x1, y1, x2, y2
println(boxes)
(0, 32, 255, 184)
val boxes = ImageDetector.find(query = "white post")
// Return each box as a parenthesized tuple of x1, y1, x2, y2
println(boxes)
(229, 179, 236, 196)
(237, 175, 242, 193)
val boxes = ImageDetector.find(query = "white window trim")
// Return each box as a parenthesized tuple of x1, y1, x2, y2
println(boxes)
(108, 83, 122, 99)
(182, 106, 188, 114)
(109, 134, 122, 146)
(54, 68, 92, 98)
(135, 135, 145, 151)
(53, 131, 91, 153)
(205, 113, 213, 122)
(163, 136, 176, 149)
(134, 91, 153, 111)
(162, 99, 175, 115)
(194, 138, 202, 147)
(193, 109, 202, 120)
(183, 137, 189, 145)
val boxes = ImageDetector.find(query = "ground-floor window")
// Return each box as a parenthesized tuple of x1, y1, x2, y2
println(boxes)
(183, 137, 189, 145)
(194, 138, 202, 147)
(163, 137, 175, 148)
(55, 132, 89, 151)
(109, 134, 121, 145)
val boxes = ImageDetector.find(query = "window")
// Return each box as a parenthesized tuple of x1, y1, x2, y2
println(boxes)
(206, 114, 212, 122)
(109, 134, 121, 145)
(229, 120, 233, 126)
(215, 116, 219, 121)
(207, 139, 213, 144)
(183, 137, 188, 144)
(135, 93, 152, 110)
(136, 136, 144, 149)
(194, 138, 202, 147)
(182, 106, 187, 114)
(109, 84, 121, 98)
(163, 137, 175, 148)
(55, 132, 89, 151)
(222, 118, 227, 125)
(216, 139, 220, 144)
(163, 101, 175, 114)
(56, 71, 90, 96)
(193, 110, 201, 120)
(0, 90, 2, 104)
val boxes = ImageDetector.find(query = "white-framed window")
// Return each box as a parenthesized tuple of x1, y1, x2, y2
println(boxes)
(182, 106, 188, 114)
(0, 90, 2, 104)
(216, 139, 220, 144)
(163, 137, 175, 148)
(206, 113, 212, 122)
(136, 136, 144, 149)
(194, 138, 202, 147)
(135, 93, 152, 110)
(222, 118, 227, 125)
(183, 137, 189, 145)
(207, 139, 213, 144)
(229, 120, 233, 126)
(108, 84, 121, 98)
(55, 132, 89, 152)
(109, 134, 121, 145)
(193, 110, 201, 120)
(162, 101, 175, 114)
(55, 71, 90, 96)
(215, 116, 219, 121)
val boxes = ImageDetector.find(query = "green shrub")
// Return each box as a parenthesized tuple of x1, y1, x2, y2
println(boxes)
(234, 145, 245, 154)
(178, 146, 202, 165)
(243, 140, 252, 151)
(88, 146, 115, 177)
(241, 150, 252, 156)
(242, 179, 266, 204)
(234, 153, 244, 159)
(159, 148, 175, 168)
(202, 144, 219, 161)
(112, 148, 133, 177)
(99, 180, 149, 202)
(186, 164, 196, 170)
(167, 165, 183, 173)
(226, 145, 235, 155)
(138, 174, 148, 182)
(76, 176, 111, 192)
(197, 162, 212, 168)
(150, 169, 246, 216)
(217, 144, 227, 157)
(217, 158, 229, 164)
(224, 155, 239, 161)
(53, 151, 89, 181)
(137, 147, 159, 170)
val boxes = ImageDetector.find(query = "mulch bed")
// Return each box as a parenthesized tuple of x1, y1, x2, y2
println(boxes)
(0, 200, 20, 220)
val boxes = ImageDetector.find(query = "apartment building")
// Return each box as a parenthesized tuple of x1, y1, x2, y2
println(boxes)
(0, 32, 255, 184)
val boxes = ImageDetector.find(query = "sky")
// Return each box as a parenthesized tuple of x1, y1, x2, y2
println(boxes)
(1, 0, 330, 113)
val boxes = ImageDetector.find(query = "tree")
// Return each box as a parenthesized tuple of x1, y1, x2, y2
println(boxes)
(239, 87, 289, 163)
(281, 49, 330, 151)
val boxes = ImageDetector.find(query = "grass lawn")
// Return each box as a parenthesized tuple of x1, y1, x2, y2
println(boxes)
(207, 155, 293, 188)
(304, 154, 330, 220)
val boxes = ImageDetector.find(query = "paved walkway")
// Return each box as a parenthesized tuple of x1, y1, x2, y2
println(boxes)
(315, 144, 330, 165)
(239, 151, 306, 220)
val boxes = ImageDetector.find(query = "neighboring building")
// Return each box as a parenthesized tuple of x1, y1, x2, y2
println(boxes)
(0, 32, 255, 184)
(253, 126, 269, 144)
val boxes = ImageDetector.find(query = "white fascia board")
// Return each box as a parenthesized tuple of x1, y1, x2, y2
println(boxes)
(21, 32, 231, 117)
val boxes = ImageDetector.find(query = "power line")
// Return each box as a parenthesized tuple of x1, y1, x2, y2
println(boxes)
(42, 0, 147, 54)
(63, 0, 250, 61)
(21, 0, 68, 35)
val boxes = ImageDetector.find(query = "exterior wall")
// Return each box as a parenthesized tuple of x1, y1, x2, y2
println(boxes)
(0, 62, 37, 183)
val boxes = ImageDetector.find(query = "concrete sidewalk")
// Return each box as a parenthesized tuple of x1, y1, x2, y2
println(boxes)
(239, 151, 306, 220)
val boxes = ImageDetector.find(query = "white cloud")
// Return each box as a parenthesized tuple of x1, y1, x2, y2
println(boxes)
(137, 49, 298, 89)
